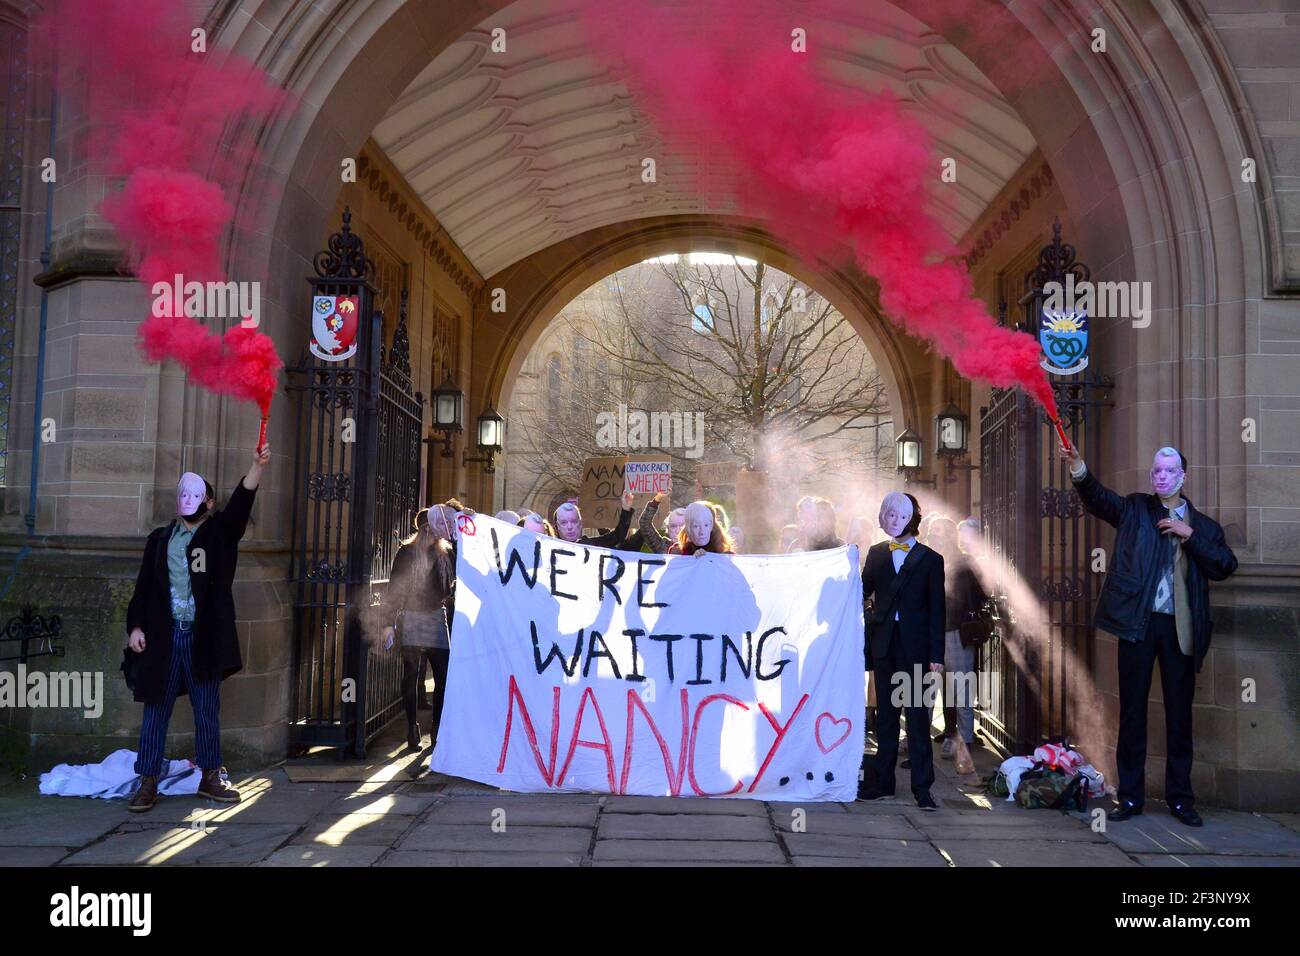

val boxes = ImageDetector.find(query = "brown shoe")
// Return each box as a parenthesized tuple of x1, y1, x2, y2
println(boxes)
(128, 775, 159, 813)
(197, 768, 241, 804)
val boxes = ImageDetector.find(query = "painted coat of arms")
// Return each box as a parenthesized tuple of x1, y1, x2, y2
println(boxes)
(1039, 308, 1089, 375)
(310, 295, 359, 362)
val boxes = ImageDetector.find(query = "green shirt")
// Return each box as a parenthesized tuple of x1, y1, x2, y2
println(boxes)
(167, 521, 197, 622)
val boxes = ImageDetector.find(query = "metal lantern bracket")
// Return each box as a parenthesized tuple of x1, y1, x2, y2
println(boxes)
(462, 448, 497, 473)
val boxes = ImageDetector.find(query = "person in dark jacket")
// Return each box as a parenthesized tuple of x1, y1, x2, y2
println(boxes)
(925, 515, 961, 746)
(1064, 441, 1238, 827)
(858, 491, 945, 810)
(554, 490, 634, 548)
(386, 507, 456, 750)
(124, 443, 269, 812)
(943, 518, 990, 772)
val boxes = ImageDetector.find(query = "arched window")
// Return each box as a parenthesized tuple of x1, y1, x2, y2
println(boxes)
(0, 16, 27, 487)
(546, 354, 561, 414)
(692, 302, 713, 333)
(760, 292, 782, 335)
(572, 335, 587, 387)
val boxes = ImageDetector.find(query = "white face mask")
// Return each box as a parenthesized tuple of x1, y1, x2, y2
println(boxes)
(879, 499, 914, 539)
(556, 509, 583, 542)
(431, 508, 457, 541)
(177, 472, 207, 518)
(685, 504, 714, 547)
(1151, 453, 1185, 499)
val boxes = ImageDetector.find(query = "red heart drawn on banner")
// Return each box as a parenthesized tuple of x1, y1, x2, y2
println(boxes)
(815, 713, 852, 754)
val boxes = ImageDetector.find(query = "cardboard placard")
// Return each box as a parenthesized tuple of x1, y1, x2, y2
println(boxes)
(578, 454, 672, 531)
(624, 460, 672, 495)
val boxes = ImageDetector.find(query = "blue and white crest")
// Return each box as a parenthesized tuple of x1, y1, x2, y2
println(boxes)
(1039, 308, 1089, 375)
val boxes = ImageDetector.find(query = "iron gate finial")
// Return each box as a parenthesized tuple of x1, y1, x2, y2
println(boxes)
(313, 206, 375, 281)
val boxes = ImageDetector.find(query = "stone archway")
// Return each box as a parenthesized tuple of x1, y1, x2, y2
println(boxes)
(212, 0, 1275, 555)
(203, 0, 1294, 805)
(472, 214, 926, 524)
(471, 214, 925, 440)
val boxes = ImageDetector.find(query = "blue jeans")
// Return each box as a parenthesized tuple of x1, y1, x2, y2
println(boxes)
(134, 622, 222, 777)
(943, 630, 976, 744)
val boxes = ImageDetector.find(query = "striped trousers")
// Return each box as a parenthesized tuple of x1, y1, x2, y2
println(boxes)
(133, 621, 222, 777)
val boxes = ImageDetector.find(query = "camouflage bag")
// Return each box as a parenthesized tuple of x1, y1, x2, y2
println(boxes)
(1015, 768, 1088, 812)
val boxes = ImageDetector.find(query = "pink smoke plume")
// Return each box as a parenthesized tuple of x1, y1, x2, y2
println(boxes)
(579, 0, 1059, 419)
(38, 0, 285, 425)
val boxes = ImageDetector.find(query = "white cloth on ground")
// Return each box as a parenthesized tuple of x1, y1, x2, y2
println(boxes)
(998, 756, 1036, 803)
(1075, 764, 1108, 797)
(39, 749, 200, 799)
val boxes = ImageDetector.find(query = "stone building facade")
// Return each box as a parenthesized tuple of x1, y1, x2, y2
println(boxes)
(0, 0, 1295, 809)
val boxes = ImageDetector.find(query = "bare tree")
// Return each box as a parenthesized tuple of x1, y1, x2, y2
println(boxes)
(575, 257, 892, 474)
(506, 258, 894, 536)
(507, 282, 699, 506)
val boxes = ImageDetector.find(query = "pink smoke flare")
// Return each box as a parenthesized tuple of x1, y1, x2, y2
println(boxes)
(579, 0, 1059, 418)
(38, 0, 286, 418)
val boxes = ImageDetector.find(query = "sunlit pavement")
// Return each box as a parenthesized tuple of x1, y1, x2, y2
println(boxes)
(4, 723, 1299, 867)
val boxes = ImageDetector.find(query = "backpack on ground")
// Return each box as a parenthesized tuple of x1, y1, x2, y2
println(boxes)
(1015, 768, 1088, 812)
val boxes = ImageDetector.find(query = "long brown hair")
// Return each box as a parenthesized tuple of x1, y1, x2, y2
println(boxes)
(675, 501, 735, 554)
(402, 507, 455, 595)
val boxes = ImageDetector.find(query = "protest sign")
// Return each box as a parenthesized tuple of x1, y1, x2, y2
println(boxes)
(431, 515, 865, 800)
(577, 456, 625, 530)
(624, 460, 672, 495)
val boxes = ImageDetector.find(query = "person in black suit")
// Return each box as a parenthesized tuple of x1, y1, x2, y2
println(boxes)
(858, 491, 945, 810)
(1063, 441, 1237, 827)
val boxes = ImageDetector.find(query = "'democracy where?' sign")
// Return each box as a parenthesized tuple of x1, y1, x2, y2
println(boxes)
(431, 515, 865, 800)
(578, 454, 670, 529)
(624, 460, 672, 495)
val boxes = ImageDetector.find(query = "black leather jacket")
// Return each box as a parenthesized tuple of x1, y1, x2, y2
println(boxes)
(1073, 467, 1237, 672)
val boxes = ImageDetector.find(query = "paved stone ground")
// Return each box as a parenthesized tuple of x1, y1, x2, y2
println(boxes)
(4, 725, 1299, 867)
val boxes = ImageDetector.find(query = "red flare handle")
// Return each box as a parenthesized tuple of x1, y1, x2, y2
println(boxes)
(1051, 416, 1073, 455)
(258, 415, 268, 453)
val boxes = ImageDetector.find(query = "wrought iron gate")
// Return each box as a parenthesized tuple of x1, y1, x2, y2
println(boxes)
(287, 210, 425, 756)
(977, 220, 1112, 755)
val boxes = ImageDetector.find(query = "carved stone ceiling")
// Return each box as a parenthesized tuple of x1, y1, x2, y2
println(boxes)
(371, 0, 1035, 279)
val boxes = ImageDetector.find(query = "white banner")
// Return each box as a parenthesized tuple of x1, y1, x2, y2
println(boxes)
(431, 515, 864, 801)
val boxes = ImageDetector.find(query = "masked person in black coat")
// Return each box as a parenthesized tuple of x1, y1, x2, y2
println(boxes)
(1063, 441, 1238, 827)
(858, 491, 945, 810)
(124, 443, 270, 812)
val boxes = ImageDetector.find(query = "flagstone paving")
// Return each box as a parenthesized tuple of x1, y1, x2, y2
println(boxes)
(4, 727, 1300, 867)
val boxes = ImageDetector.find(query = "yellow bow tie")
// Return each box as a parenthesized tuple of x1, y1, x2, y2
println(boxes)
(889, 541, 911, 552)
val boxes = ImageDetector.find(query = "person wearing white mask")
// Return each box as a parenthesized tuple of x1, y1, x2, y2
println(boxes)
(676, 500, 735, 556)
(638, 491, 687, 554)
(125, 442, 270, 812)
(857, 491, 945, 810)
(1062, 441, 1238, 827)
(554, 491, 634, 548)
